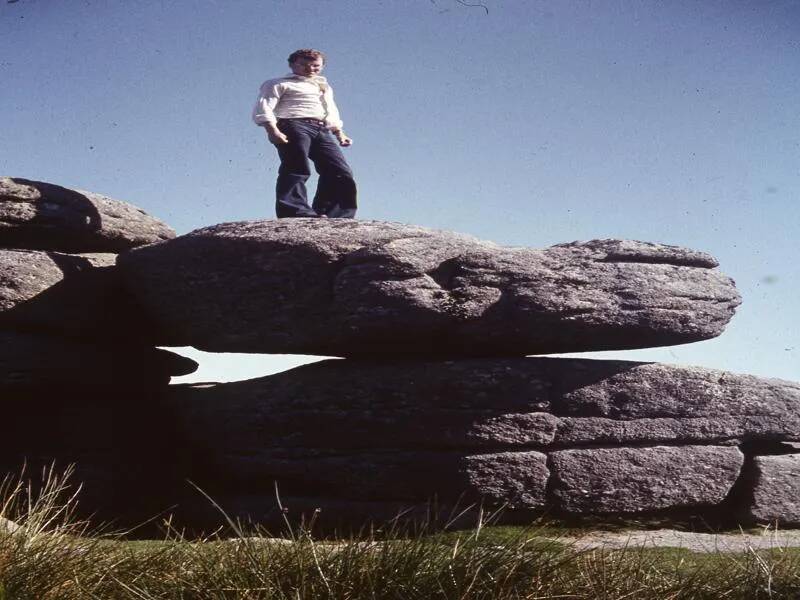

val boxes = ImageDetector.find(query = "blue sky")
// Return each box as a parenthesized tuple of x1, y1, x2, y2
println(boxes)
(2, 0, 798, 383)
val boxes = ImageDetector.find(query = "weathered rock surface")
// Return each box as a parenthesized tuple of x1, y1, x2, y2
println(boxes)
(152, 357, 800, 522)
(0, 248, 158, 341)
(5, 352, 798, 527)
(551, 361, 800, 445)
(165, 357, 800, 451)
(549, 445, 744, 513)
(193, 450, 549, 506)
(748, 454, 800, 525)
(0, 177, 175, 252)
(0, 331, 197, 388)
(118, 220, 741, 355)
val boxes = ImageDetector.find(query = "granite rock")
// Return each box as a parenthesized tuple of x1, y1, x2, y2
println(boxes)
(155, 357, 800, 520)
(188, 450, 549, 506)
(165, 357, 800, 451)
(0, 331, 197, 389)
(0, 248, 158, 342)
(748, 454, 800, 525)
(550, 360, 800, 445)
(549, 445, 744, 513)
(0, 177, 174, 252)
(118, 220, 741, 355)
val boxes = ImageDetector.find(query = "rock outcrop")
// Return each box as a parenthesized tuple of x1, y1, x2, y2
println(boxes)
(2, 181, 798, 532)
(118, 220, 741, 356)
(0, 249, 158, 342)
(0, 177, 194, 524)
(149, 358, 798, 524)
(0, 177, 175, 252)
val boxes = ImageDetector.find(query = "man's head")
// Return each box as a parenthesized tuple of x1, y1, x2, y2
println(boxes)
(288, 49, 326, 77)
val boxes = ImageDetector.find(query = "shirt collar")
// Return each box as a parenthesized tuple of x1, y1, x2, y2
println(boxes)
(285, 72, 327, 84)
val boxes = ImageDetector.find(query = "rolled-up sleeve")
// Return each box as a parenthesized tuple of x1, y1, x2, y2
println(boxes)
(322, 85, 344, 130)
(252, 80, 282, 126)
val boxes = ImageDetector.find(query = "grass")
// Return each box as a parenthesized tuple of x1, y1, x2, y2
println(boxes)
(1, 467, 800, 599)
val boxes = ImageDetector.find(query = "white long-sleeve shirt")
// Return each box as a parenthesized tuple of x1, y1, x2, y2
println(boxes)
(252, 73, 344, 130)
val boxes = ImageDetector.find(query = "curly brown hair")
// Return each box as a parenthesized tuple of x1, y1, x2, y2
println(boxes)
(287, 49, 326, 65)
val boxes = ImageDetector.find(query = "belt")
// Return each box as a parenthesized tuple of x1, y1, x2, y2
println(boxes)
(278, 117, 326, 125)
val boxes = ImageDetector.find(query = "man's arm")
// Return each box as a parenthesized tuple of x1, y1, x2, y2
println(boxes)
(323, 86, 352, 147)
(252, 81, 289, 145)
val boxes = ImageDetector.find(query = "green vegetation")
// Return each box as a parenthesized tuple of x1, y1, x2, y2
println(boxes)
(1, 468, 800, 599)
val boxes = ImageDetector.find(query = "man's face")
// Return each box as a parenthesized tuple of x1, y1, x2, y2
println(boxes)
(290, 56, 324, 77)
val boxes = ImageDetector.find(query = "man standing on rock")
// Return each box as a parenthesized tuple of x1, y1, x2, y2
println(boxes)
(253, 49, 357, 218)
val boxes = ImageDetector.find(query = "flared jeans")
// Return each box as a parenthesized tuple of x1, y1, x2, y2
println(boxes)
(274, 118, 357, 218)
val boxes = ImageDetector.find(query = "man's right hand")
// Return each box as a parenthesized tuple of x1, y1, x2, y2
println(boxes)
(266, 125, 289, 145)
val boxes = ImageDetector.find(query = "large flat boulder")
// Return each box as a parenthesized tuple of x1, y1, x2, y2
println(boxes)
(165, 357, 800, 451)
(9, 353, 799, 527)
(548, 445, 744, 513)
(0, 177, 174, 252)
(0, 248, 158, 342)
(155, 357, 799, 522)
(117, 220, 741, 356)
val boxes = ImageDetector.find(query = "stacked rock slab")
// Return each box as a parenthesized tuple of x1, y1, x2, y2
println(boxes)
(0, 177, 197, 522)
(115, 219, 800, 530)
(118, 220, 741, 355)
(7, 189, 796, 531)
(157, 358, 800, 528)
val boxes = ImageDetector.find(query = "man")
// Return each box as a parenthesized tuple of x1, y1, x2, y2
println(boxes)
(253, 49, 357, 218)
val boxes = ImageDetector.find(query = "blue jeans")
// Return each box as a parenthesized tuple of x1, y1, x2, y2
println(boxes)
(274, 118, 357, 218)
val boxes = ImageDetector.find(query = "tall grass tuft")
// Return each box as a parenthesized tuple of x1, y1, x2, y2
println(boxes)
(1, 466, 800, 598)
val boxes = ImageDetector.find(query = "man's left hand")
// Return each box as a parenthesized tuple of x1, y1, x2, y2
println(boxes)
(333, 130, 353, 147)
